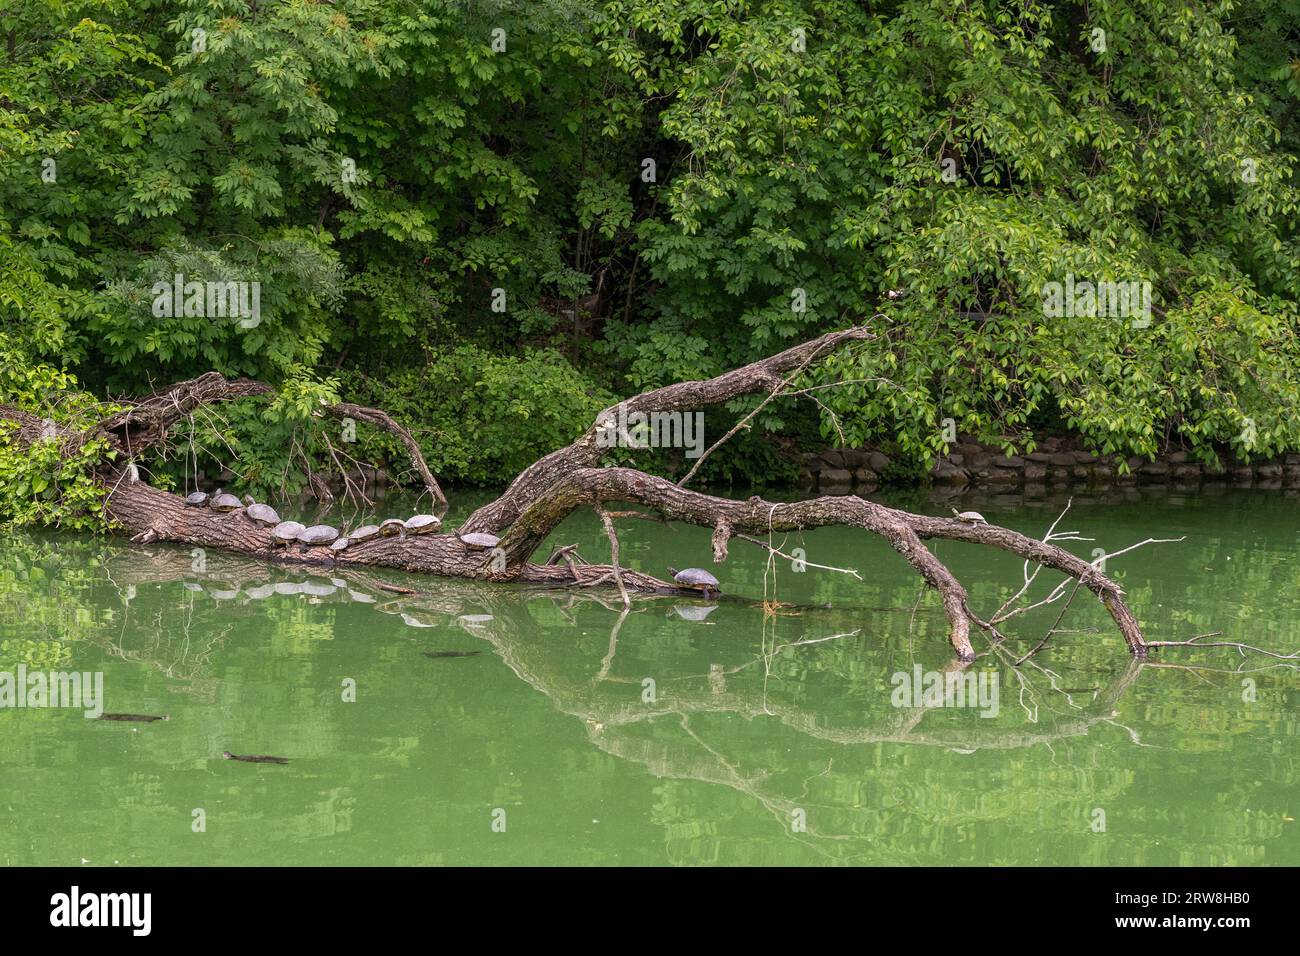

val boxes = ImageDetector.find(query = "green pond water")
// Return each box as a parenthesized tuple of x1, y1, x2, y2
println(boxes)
(0, 486, 1296, 866)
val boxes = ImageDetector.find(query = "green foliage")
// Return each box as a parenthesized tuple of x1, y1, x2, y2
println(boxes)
(1, 0, 1299, 493)
(0, 335, 118, 529)
(354, 347, 614, 485)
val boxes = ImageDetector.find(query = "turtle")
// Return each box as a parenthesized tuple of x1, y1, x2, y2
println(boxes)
(245, 502, 280, 527)
(667, 566, 721, 598)
(329, 537, 351, 554)
(184, 491, 210, 507)
(209, 489, 242, 513)
(271, 520, 307, 548)
(378, 518, 406, 537)
(457, 531, 501, 550)
(348, 524, 382, 543)
(951, 508, 987, 525)
(297, 524, 340, 549)
(404, 514, 442, 535)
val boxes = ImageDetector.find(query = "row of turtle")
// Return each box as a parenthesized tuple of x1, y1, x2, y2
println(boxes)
(183, 489, 501, 554)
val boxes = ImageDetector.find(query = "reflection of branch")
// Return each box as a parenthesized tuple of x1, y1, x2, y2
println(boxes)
(1014, 578, 1084, 665)
(1145, 632, 1300, 660)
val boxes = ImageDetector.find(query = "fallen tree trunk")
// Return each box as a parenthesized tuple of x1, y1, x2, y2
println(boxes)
(3, 323, 1152, 662)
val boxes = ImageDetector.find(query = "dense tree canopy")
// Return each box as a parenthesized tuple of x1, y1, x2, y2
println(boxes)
(2, 0, 1299, 499)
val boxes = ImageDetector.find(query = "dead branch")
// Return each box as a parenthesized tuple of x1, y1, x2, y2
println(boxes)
(0, 324, 1190, 662)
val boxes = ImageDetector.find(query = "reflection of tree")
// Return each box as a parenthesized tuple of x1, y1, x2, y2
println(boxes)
(82, 546, 1150, 861)
(10, 539, 1292, 865)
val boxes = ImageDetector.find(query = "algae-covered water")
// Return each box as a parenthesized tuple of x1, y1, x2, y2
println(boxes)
(0, 487, 1296, 865)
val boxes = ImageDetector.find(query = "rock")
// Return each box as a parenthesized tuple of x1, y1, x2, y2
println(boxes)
(1026, 452, 1053, 463)
(821, 450, 845, 469)
(970, 452, 994, 469)
(992, 455, 1025, 468)
(1172, 464, 1202, 480)
(802, 453, 823, 474)
(1139, 460, 1169, 476)
(945, 452, 965, 466)
(853, 467, 878, 485)
(1049, 453, 1076, 467)
(1023, 464, 1048, 480)
(982, 469, 1020, 485)
(1074, 451, 1099, 464)
(868, 451, 890, 472)
(931, 460, 970, 486)
(838, 448, 868, 469)
(820, 467, 852, 488)
(1167, 451, 1189, 464)
(1256, 464, 1283, 480)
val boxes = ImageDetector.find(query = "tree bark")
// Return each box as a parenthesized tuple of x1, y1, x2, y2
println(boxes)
(3, 324, 1149, 661)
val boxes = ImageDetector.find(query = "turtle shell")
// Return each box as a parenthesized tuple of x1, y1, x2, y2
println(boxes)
(348, 524, 381, 542)
(459, 532, 500, 549)
(297, 525, 340, 546)
(404, 514, 442, 534)
(329, 537, 350, 552)
(210, 493, 242, 512)
(184, 491, 210, 507)
(672, 567, 720, 589)
(246, 503, 280, 526)
(271, 520, 306, 544)
(378, 519, 406, 536)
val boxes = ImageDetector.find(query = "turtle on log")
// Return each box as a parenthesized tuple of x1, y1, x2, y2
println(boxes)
(667, 566, 721, 598)
(296, 525, 340, 551)
(270, 521, 306, 548)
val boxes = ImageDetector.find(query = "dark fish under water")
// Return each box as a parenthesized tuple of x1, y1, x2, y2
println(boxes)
(97, 713, 169, 722)
(423, 650, 483, 659)
(222, 751, 289, 765)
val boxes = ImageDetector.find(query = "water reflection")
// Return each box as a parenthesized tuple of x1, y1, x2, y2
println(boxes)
(1, 485, 1297, 865)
